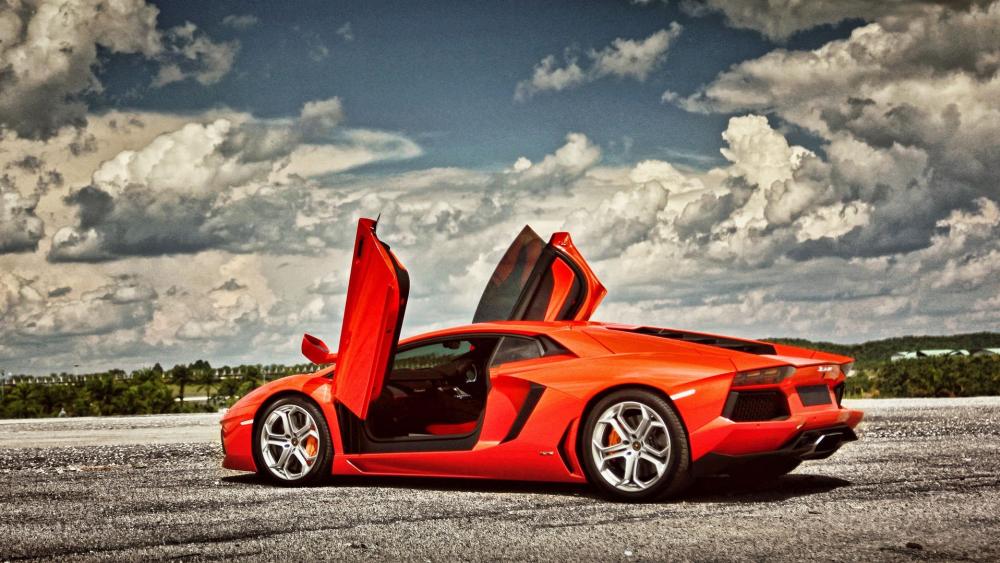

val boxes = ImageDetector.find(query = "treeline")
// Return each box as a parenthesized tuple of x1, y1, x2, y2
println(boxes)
(0, 361, 286, 419)
(768, 331, 1000, 369)
(3, 346, 1000, 419)
(845, 355, 1000, 398)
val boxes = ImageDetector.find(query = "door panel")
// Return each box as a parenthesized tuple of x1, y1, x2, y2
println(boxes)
(547, 232, 605, 321)
(473, 227, 605, 323)
(520, 255, 583, 321)
(333, 218, 409, 420)
(334, 386, 586, 483)
(476, 374, 535, 444)
(472, 226, 545, 323)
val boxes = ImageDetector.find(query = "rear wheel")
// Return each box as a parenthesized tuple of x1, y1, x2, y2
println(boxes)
(581, 389, 690, 501)
(252, 396, 333, 486)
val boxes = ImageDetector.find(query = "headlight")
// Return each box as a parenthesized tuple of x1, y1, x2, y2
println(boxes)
(841, 362, 855, 377)
(732, 366, 795, 387)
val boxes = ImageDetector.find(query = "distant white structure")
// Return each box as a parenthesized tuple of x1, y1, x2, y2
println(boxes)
(890, 349, 991, 361)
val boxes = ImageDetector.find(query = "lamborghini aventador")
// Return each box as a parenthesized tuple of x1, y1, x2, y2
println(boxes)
(220, 218, 862, 501)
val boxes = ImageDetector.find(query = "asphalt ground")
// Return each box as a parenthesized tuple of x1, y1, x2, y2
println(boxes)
(1, 397, 999, 562)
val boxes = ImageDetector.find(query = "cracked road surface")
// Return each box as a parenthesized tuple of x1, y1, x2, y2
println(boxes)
(1, 397, 999, 561)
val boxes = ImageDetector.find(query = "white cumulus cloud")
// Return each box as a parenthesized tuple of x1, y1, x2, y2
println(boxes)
(0, 0, 238, 140)
(515, 24, 682, 100)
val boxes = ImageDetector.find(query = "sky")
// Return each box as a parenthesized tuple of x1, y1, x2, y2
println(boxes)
(1, 0, 998, 374)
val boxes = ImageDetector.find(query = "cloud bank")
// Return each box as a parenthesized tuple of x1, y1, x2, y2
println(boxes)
(48, 98, 421, 262)
(1, 1, 998, 373)
(0, 0, 237, 140)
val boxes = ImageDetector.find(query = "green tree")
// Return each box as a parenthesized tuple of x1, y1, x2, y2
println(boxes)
(169, 364, 193, 404)
(191, 360, 216, 405)
(85, 373, 124, 415)
(3, 383, 36, 418)
(242, 365, 262, 388)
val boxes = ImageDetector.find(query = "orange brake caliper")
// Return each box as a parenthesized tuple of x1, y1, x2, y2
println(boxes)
(607, 428, 621, 446)
(304, 436, 318, 457)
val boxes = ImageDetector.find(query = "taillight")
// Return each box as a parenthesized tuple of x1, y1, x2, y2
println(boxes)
(731, 366, 795, 387)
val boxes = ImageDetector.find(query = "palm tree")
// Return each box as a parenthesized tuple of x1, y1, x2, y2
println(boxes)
(243, 365, 262, 388)
(192, 360, 215, 405)
(170, 364, 192, 403)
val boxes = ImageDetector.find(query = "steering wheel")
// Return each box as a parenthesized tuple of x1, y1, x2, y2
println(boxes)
(442, 359, 477, 386)
(463, 363, 478, 383)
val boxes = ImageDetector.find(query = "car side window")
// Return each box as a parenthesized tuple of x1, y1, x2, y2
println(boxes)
(393, 340, 473, 371)
(491, 337, 543, 367)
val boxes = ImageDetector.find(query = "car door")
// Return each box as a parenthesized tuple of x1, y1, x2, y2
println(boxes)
(472, 226, 606, 323)
(333, 217, 410, 420)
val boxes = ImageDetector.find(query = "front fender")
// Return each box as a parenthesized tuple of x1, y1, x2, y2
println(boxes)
(221, 368, 340, 473)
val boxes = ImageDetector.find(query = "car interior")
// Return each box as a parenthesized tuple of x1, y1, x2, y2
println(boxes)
(366, 337, 498, 439)
(365, 335, 554, 440)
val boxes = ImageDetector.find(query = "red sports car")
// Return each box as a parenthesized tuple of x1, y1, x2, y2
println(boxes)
(221, 218, 862, 501)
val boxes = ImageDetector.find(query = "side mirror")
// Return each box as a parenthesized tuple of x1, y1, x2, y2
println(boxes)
(301, 333, 335, 365)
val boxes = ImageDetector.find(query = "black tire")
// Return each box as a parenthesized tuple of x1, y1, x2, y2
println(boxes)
(580, 389, 691, 501)
(252, 396, 333, 486)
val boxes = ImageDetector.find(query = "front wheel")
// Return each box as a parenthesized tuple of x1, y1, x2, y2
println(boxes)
(252, 396, 333, 486)
(581, 389, 691, 501)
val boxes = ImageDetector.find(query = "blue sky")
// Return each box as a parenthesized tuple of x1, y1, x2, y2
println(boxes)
(97, 0, 818, 170)
(1, 0, 998, 373)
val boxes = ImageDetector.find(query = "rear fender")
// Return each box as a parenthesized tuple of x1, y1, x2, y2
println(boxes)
(531, 354, 736, 444)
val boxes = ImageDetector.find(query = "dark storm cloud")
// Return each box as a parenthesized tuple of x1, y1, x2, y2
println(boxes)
(57, 188, 220, 260)
(67, 131, 98, 156)
(47, 286, 72, 298)
(674, 180, 751, 241)
(213, 278, 247, 292)
(65, 186, 114, 229)
(0, 177, 44, 253)
(8, 155, 43, 173)
(35, 170, 64, 194)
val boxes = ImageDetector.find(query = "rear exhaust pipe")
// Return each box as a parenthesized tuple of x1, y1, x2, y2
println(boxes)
(792, 426, 857, 460)
(809, 433, 842, 455)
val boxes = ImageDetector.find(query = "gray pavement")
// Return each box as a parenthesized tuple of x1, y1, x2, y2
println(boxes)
(0, 413, 221, 448)
(1, 398, 999, 561)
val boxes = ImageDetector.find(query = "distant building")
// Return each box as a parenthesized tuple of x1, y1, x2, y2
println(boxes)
(921, 349, 969, 357)
(891, 349, 972, 361)
(971, 348, 1000, 357)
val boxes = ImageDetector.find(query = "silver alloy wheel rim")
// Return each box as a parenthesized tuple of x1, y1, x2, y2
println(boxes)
(591, 401, 671, 492)
(259, 404, 321, 481)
